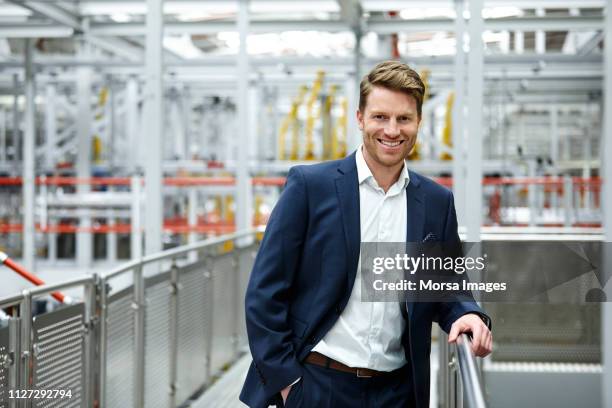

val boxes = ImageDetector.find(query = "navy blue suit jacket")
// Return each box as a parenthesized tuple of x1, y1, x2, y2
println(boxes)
(240, 152, 486, 408)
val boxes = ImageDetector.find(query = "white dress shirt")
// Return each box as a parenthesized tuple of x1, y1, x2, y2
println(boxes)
(311, 145, 409, 371)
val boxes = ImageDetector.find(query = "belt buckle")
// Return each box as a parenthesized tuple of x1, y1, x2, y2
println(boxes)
(356, 368, 372, 378)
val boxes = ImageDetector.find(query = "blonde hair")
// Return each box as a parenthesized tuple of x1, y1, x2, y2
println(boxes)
(359, 60, 425, 117)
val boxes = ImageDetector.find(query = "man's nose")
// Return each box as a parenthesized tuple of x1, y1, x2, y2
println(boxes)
(385, 119, 400, 137)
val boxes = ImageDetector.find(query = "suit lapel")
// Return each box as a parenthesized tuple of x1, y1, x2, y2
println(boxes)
(406, 170, 425, 242)
(406, 170, 425, 320)
(335, 153, 361, 293)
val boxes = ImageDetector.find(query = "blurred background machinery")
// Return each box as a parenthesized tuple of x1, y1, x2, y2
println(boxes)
(0, 0, 611, 407)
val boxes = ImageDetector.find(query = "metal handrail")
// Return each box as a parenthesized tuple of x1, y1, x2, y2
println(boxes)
(103, 226, 265, 279)
(456, 334, 487, 408)
(0, 227, 264, 408)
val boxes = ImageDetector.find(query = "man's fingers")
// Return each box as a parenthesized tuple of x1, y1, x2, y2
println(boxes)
(474, 330, 493, 357)
(470, 324, 482, 354)
(448, 322, 462, 343)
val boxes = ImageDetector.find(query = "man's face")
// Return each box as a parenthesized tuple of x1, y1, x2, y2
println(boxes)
(357, 86, 421, 170)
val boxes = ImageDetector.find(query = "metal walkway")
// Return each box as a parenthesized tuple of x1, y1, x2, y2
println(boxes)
(192, 353, 251, 408)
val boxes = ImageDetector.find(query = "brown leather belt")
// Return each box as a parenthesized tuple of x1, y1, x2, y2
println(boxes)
(304, 352, 387, 378)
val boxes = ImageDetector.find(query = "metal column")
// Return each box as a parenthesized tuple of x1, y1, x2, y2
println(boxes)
(76, 41, 93, 269)
(535, 8, 546, 54)
(550, 105, 559, 211)
(347, 28, 362, 154)
(0, 107, 6, 164)
(515, 30, 524, 54)
(126, 76, 140, 171)
(452, 0, 467, 228)
(550, 106, 559, 168)
(182, 89, 193, 159)
(131, 176, 142, 260)
(345, 73, 359, 154)
(602, 1, 612, 407)
(45, 82, 57, 170)
(23, 39, 35, 272)
(466, 0, 484, 242)
(144, 0, 164, 258)
(12, 73, 20, 164)
(170, 88, 185, 160)
(236, 0, 253, 243)
(107, 207, 117, 263)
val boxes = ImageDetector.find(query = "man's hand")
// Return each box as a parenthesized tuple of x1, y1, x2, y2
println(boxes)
(280, 384, 292, 404)
(448, 313, 492, 357)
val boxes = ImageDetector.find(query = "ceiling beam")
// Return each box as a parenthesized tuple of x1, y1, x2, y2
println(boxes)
(0, 24, 74, 38)
(0, 15, 603, 39)
(6, 1, 82, 31)
(86, 15, 604, 37)
(4, 1, 153, 62)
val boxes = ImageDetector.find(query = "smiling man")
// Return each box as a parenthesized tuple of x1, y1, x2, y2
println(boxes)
(240, 60, 492, 408)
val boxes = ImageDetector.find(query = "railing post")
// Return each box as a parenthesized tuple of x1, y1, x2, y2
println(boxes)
(98, 276, 109, 408)
(438, 331, 450, 408)
(204, 255, 214, 383)
(169, 260, 179, 408)
(8, 315, 21, 408)
(83, 275, 99, 408)
(133, 265, 145, 408)
(19, 290, 32, 408)
(449, 351, 458, 408)
(231, 251, 240, 358)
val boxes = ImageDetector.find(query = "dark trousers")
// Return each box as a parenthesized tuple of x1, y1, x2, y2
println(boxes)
(278, 361, 416, 408)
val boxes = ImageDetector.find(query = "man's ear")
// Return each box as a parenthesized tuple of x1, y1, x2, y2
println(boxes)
(356, 109, 364, 131)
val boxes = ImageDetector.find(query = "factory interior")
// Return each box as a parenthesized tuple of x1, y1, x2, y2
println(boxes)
(0, 0, 611, 407)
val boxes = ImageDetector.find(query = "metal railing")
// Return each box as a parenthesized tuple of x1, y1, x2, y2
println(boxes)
(0, 227, 263, 408)
(438, 332, 488, 408)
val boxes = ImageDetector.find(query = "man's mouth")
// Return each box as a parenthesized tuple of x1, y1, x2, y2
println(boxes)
(377, 139, 404, 147)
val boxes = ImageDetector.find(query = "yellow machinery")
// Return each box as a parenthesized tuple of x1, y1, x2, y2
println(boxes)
(321, 84, 338, 160)
(278, 70, 352, 161)
(221, 194, 235, 252)
(332, 97, 348, 159)
(278, 86, 308, 160)
(440, 92, 455, 161)
(253, 194, 265, 241)
(304, 70, 326, 160)
(408, 69, 431, 161)
(92, 87, 109, 163)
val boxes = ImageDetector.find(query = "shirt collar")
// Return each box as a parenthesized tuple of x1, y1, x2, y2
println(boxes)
(355, 145, 410, 190)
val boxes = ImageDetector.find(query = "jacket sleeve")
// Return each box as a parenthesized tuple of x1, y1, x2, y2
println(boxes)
(436, 190, 492, 333)
(244, 166, 307, 398)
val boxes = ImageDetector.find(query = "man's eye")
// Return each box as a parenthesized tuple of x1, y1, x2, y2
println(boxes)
(373, 115, 385, 119)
